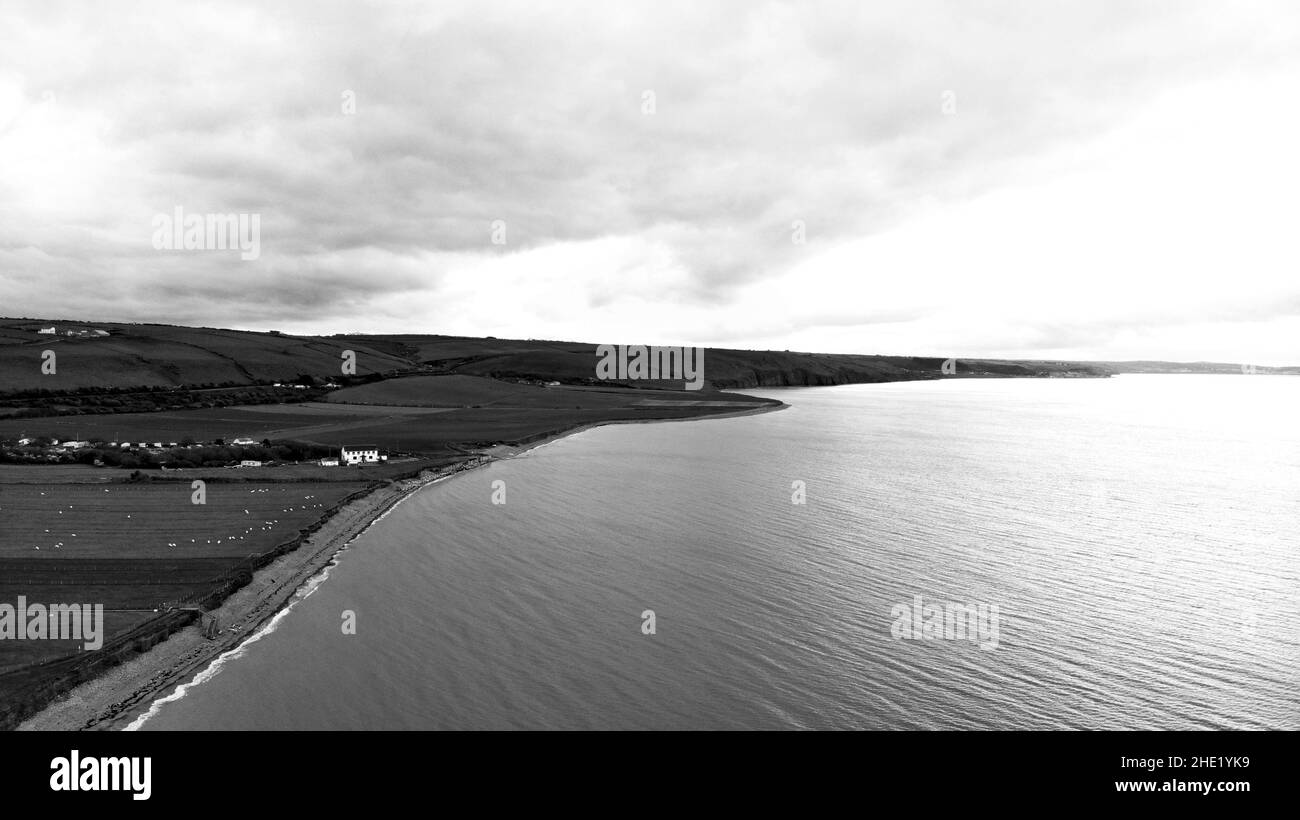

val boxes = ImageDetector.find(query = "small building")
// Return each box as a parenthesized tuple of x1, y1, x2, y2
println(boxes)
(232, 437, 258, 446)
(61, 441, 90, 450)
(319, 458, 340, 467)
(17, 438, 32, 446)
(240, 460, 263, 468)
(37, 327, 55, 335)
(341, 445, 381, 465)
(90, 329, 110, 337)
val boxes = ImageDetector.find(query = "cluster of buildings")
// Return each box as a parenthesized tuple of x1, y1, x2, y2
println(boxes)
(36, 326, 110, 338)
(4, 435, 390, 469)
(14, 438, 178, 451)
(246, 445, 386, 468)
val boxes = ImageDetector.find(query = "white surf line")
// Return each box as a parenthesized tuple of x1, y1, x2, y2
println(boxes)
(122, 464, 482, 730)
(122, 557, 337, 731)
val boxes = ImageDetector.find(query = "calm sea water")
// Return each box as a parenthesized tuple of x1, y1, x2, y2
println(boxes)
(134, 375, 1299, 730)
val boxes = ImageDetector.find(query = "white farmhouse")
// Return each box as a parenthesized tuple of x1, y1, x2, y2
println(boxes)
(341, 445, 381, 465)
(37, 327, 55, 335)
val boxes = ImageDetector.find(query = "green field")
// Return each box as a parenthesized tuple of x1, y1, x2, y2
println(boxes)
(0, 478, 375, 726)
(0, 377, 778, 454)
(0, 481, 370, 561)
(0, 321, 413, 393)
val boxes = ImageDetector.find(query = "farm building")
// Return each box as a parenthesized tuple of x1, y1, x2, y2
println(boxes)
(240, 460, 263, 468)
(341, 445, 381, 465)
(319, 458, 340, 467)
(37, 327, 55, 334)
(232, 437, 258, 446)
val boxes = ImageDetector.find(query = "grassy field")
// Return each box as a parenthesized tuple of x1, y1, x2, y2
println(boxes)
(327, 373, 769, 410)
(0, 320, 413, 393)
(0, 378, 779, 453)
(0, 481, 371, 562)
(0, 402, 455, 450)
(0, 478, 377, 724)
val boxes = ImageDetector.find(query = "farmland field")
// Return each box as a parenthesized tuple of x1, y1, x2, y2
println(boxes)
(0, 402, 465, 457)
(325, 374, 761, 411)
(0, 481, 370, 560)
(0, 380, 777, 453)
(0, 321, 414, 393)
(0, 480, 370, 697)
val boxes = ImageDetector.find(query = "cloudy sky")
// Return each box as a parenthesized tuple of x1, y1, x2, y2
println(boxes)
(2, 0, 1298, 363)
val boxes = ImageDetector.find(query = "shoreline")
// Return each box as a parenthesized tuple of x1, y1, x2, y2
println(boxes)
(17, 402, 784, 731)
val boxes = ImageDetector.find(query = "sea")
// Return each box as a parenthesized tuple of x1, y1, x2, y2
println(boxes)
(132, 375, 1299, 730)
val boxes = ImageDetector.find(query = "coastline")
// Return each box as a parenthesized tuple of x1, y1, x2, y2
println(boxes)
(17, 401, 784, 731)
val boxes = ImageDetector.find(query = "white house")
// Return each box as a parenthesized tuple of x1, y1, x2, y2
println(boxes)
(231, 437, 258, 446)
(240, 460, 263, 468)
(37, 327, 55, 335)
(341, 445, 381, 465)
(17, 438, 32, 446)
(319, 457, 340, 467)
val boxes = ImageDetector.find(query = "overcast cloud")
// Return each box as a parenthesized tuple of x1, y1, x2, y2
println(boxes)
(2, 0, 1298, 363)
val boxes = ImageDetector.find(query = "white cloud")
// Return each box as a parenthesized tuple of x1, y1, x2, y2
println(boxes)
(1, 0, 1297, 364)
